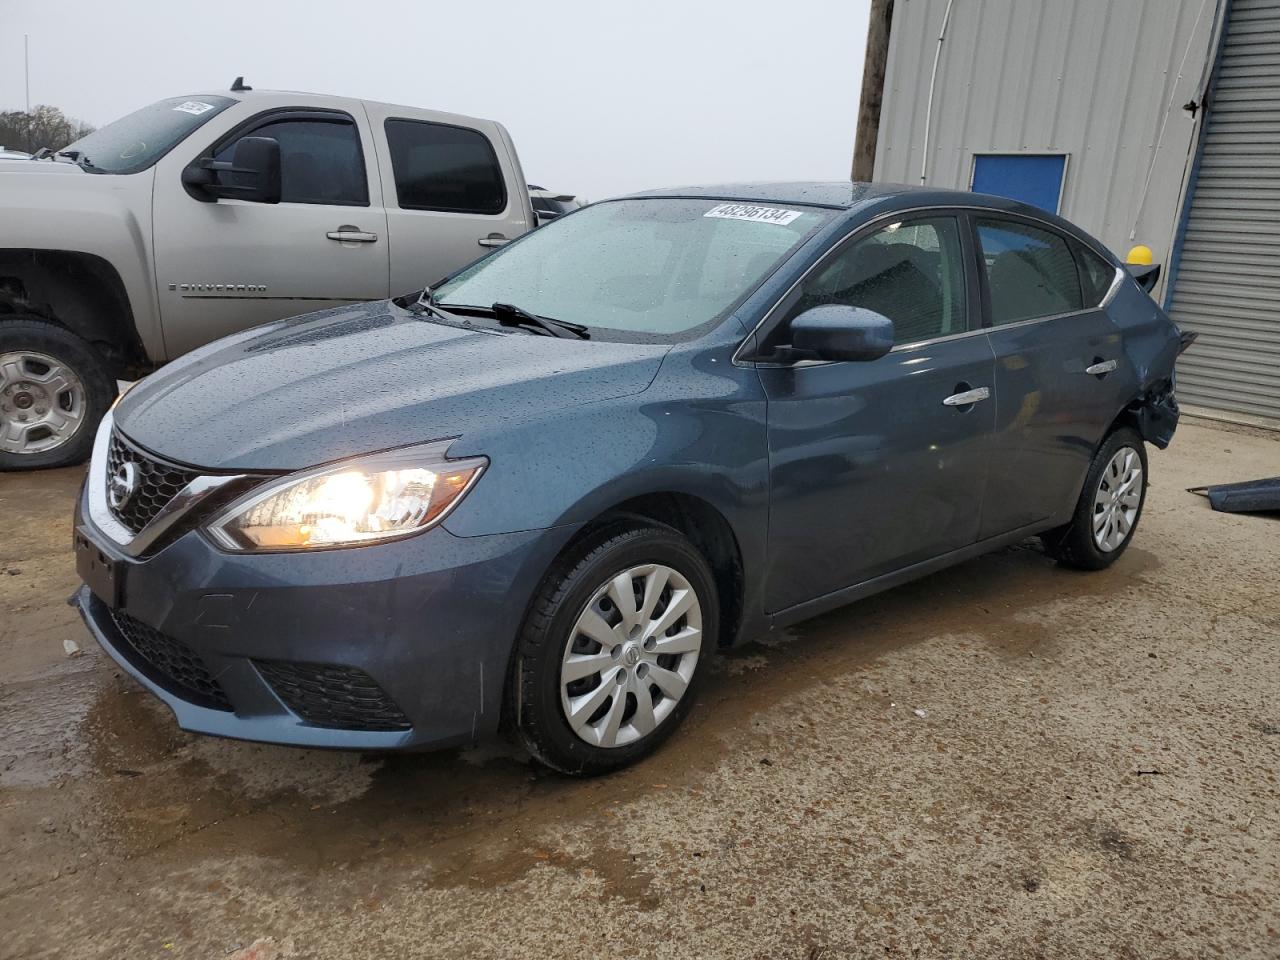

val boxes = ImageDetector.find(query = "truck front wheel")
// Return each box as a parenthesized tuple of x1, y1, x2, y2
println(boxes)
(0, 317, 115, 471)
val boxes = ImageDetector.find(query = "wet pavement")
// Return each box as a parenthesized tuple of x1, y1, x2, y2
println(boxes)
(1, 418, 1277, 959)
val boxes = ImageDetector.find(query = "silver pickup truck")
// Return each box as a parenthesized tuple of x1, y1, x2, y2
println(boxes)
(0, 81, 534, 469)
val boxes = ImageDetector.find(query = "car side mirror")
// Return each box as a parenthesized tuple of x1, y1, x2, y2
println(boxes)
(786, 305, 895, 363)
(1126, 262, 1161, 294)
(181, 136, 282, 204)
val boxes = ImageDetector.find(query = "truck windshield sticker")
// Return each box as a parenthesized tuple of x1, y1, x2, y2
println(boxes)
(172, 101, 216, 116)
(703, 203, 804, 226)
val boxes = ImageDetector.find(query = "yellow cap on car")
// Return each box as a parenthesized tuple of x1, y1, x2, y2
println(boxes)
(1126, 244, 1154, 265)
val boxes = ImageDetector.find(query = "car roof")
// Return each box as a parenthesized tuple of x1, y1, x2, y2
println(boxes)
(622, 181, 976, 210)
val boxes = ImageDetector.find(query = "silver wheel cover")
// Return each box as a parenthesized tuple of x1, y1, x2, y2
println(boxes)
(0, 351, 87, 455)
(1093, 446, 1143, 552)
(560, 563, 703, 749)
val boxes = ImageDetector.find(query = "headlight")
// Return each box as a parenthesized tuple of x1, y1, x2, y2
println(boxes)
(207, 440, 486, 552)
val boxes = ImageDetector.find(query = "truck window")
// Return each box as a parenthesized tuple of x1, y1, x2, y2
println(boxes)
(215, 117, 368, 206)
(384, 119, 506, 215)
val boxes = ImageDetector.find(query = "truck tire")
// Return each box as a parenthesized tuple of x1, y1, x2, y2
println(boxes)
(0, 317, 115, 471)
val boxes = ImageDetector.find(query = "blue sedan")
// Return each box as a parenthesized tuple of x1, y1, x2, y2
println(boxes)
(74, 182, 1184, 774)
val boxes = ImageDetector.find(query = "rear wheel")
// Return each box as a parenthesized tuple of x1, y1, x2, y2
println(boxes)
(513, 524, 717, 776)
(0, 318, 114, 470)
(1043, 427, 1148, 570)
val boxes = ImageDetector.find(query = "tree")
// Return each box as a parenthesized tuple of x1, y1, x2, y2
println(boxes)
(0, 105, 95, 154)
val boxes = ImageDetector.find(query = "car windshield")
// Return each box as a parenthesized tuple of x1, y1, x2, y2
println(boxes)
(59, 95, 235, 174)
(433, 198, 831, 342)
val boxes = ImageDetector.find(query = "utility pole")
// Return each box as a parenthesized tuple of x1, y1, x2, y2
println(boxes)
(851, 0, 893, 182)
(25, 34, 30, 113)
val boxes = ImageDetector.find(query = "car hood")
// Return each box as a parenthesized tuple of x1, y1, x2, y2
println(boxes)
(115, 301, 669, 470)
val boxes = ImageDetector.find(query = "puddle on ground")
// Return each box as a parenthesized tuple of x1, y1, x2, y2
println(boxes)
(2, 535, 1165, 900)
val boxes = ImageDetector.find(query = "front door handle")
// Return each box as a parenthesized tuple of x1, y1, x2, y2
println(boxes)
(1085, 359, 1118, 376)
(942, 386, 991, 407)
(326, 226, 379, 243)
(477, 233, 509, 248)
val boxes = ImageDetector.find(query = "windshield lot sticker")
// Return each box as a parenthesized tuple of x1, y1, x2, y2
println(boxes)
(704, 203, 803, 226)
(173, 101, 215, 115)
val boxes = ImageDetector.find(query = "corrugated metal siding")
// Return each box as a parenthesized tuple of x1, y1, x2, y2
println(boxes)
(874, 0, 1218, 278)
(1168, 0, 1280, 422)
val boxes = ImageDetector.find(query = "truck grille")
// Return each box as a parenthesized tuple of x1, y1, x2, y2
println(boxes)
(254, 660, 411, 731)
(109, 610, 232, 711)
(107, 430, 199, 534)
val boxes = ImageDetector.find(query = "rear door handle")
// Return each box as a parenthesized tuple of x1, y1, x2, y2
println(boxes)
(942, 386, 991, 407)
(477, 233, 509, 248)
(326, 226, 378, 243)
(1085, 359, 1118, 376)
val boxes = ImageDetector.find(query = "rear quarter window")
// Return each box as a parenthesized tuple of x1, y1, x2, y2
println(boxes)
(1075, 244, 1118, 307)
(384, 119, 506, 215)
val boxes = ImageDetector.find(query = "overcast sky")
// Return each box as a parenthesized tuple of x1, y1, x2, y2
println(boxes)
(1, 0, 870, 199)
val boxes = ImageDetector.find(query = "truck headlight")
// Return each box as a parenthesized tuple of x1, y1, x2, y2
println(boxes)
(207, 440, 486, 551)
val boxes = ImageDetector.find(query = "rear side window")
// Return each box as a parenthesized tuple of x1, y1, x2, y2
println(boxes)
(384, 119, 506, 214)
(976, 218, 1083, 324)
(783, 216, 968, 346)
(215, 116, 368, 206)
(1076, 244, 1118, 307)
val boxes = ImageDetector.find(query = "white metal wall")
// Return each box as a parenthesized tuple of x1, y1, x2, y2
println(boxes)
(1167, 0, 1280, 422)
(874, 0, 1220, 285)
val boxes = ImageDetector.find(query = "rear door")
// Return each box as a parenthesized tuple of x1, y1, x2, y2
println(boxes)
(756, 213, 996, 612)
(152, 100, 390, 358)
(362, 104, 532, 297)
(974, 215, 1129, 537)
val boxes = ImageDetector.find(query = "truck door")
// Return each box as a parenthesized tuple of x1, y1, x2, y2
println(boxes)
(152, 104, 390, 358)
(361, 103, 532, 297)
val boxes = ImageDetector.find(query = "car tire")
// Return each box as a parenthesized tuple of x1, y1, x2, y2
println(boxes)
(512, 522, 718, 776)
(1042, 426, 1149, 571)
(0, 317, 115, 471)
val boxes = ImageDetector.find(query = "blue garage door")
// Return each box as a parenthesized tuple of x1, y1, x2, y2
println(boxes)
(972, 154, 1067, 214)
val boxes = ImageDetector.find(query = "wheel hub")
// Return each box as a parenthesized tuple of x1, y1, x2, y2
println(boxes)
(559, 562, 703, 749)
(0, 351, 87, 455)
(1092, 446, 1143, 553)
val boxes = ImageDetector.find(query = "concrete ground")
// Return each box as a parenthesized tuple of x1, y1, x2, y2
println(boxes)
(0, 418, 1277, 959)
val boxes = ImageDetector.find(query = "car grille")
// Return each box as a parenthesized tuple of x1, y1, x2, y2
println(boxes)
(107, 430, 200, 534)
(109, 610, 232, 711)
(254, 660, 412, 731)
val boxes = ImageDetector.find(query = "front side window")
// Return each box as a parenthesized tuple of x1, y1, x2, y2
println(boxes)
(780, 216, 968, 346)
(432, 198, 830, 342)
(977, 218, 1083, 324)
(215, 116, 367, 206)
(60, 96, 235, 175)
(385, 119, 506, 214)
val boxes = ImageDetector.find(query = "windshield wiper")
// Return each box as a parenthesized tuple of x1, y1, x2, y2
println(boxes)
(490, 302, 589, 339)
(406, 286, 467, 325)
(57, 150, 97, 171)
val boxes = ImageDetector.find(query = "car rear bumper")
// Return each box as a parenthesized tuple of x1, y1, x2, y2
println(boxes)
(74, 488, 572, 751)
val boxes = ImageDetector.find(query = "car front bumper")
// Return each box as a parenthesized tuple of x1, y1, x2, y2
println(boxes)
(74, 486, 573, 751)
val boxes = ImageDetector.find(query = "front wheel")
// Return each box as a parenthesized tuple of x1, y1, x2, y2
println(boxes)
(1042, 426, 1148, 570)
(512, 524, 717, 776)
(0, 318, 115, 470)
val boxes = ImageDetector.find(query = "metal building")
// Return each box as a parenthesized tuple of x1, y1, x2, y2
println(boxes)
(870, 0, 1280, 427)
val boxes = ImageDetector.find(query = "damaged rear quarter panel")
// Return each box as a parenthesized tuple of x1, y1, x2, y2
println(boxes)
(1107, 279, 1183, 449)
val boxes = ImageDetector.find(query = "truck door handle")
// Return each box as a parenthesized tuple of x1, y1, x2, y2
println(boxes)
(1085, 359, 1118, 376)
(477, 233, 509, 248)
(942, 386, 991, 407)
(326, 226, 378, 243)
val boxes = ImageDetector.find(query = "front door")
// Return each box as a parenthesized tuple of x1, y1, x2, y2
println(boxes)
(756, 214, 996, 612)
(152, 104, 389, 359)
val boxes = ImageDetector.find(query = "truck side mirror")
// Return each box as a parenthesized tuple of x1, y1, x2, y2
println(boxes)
(181, 136, 282, 204)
